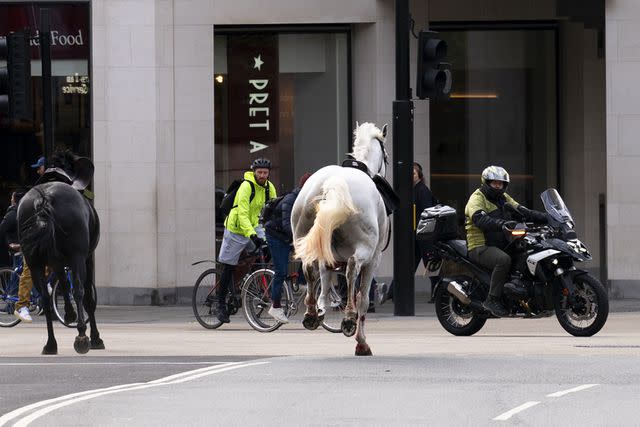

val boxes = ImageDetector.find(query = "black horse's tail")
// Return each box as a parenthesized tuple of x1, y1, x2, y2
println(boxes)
(19, 187, 59, 260)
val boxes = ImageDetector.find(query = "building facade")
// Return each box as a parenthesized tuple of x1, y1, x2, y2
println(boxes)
(0, 0, 637, 304)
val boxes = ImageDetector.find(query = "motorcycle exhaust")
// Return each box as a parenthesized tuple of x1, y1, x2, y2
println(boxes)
(447, 280, 471, 305)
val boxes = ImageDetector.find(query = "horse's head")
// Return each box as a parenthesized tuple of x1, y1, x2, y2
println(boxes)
(350, 122, 389, 177)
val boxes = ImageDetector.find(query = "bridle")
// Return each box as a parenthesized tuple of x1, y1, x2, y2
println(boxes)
(374, 136, 388, 177)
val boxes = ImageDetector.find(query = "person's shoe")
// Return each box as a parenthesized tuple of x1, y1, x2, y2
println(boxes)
(367, 302, 376, 313)
(268, 306, 289, 324)
(216, 306, 230, 324)
(14, 307, 33, 323)
(483, 296, 508, 317)
(376, 282, 388, 305)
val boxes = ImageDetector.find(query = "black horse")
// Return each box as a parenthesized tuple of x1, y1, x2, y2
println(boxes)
(17, 162, 103, 355)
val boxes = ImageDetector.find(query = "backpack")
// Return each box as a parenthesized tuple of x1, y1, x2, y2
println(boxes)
(219, 179, 255, 220)
(259, 193, 288, 225)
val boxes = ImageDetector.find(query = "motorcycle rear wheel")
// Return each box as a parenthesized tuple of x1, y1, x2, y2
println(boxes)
(554, 273, 608, 337)
(434, 284, 486, 336)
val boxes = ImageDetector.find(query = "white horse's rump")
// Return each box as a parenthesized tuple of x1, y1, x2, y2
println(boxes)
(294, 176, 357, 268)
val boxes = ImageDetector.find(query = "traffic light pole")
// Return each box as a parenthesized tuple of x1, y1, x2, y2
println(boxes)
(40, 8, 54, 164)
(392, 0, 415, 316)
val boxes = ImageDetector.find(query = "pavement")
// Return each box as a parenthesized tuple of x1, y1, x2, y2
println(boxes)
(1, 295, 639, 358)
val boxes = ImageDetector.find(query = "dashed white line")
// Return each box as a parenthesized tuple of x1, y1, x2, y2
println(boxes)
(546, 384, 600, 397)
(0, 361, 268, 427)
(493, 401, 541, 421)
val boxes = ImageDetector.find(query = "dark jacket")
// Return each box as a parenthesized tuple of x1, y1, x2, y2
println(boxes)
(0, 205, 19, 251)
(413, 181, 438, 228)
(265, 187, 301, 244)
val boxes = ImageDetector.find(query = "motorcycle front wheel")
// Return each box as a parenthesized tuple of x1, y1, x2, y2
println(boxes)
(555, 273, 609, 337)
(434, 284, 486, 336)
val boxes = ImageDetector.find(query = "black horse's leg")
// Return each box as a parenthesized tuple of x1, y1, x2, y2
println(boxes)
(70, 258, 90, 354)
(58, 273, 77, 324)
(32, 265, 57, 355)
(83, 258, 104, 350)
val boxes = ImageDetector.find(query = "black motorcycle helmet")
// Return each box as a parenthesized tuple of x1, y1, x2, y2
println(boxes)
(480, 165, 510, 201)
(251, 158, 271, 170)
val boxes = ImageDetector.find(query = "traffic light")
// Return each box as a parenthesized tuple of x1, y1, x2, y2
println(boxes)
(0, 31, 33, 122)
(416, 30, 452, 100)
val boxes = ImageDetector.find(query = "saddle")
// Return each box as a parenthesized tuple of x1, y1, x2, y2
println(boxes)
(341, 158, 399, 216)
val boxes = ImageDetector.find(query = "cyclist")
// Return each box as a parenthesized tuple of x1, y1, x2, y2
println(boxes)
(264, 172, 312, 323)
(216, 158, 276, 323)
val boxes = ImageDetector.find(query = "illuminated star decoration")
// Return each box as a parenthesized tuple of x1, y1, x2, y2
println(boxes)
(253, 54, 264, 71)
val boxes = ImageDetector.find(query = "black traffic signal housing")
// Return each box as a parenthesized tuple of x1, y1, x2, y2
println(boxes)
(416, 30, 452, 100)
(0, 31, 33, 123)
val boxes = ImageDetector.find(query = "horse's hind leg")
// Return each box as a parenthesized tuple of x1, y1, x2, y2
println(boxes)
(83, 258, 104, 350)
(354, 262, 376, 356)
(31, 264, 58, 355)
(70, 258, 90, 354)
(341, 256, 360, 338)
(302, 262, 321, 330)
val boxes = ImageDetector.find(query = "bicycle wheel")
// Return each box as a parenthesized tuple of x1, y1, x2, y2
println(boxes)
(0, 267, 20, 327)
(192, 268, 225, 329)
(242, 268, 293, 332)
(317, 271, 347, 333)
(52, 278, 78, 328)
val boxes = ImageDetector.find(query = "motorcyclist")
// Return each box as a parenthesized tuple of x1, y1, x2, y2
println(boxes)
(464, 166, 547, 317)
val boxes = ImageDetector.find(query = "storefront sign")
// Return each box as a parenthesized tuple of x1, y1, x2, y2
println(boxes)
(227, 35, 279, 170)
(0, 4, 89, 59)
(62, 74, 89, 95)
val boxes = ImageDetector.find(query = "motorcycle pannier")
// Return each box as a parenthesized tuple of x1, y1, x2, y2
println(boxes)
(416, 205, 458, 243)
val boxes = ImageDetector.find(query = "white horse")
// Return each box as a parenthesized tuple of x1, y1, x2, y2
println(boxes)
(292, 122, 390, 356)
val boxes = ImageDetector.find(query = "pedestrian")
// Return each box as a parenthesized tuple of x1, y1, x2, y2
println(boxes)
(264, 172, 312, 323)
(216, 158, 276, 323)
(31, 156, 46, 177)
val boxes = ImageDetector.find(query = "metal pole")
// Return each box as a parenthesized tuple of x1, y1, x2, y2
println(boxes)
(40, 8, 54, 165)
(393, 0, 415, 315)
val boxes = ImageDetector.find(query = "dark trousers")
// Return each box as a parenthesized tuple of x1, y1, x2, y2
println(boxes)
(415, 240, 439, 296)
(266, 232, 290, 307)
(468, 246, 511, 298)
(217, 264, 235, 306)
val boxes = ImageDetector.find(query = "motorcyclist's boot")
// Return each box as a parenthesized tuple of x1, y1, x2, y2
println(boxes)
(483, 295, 508, 317)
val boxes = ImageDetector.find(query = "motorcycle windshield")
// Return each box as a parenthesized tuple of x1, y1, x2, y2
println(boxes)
(541, 188, 574, 224)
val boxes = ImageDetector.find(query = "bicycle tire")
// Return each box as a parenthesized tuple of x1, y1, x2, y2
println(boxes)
(317, 271, 347, 333)
(192, 268, 225, 329)
(242, 268, 293, 332)
(0, 267, 20, 327)
(52, 278, 78, 328)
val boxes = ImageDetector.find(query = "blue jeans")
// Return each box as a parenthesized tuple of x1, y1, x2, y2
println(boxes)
(265, 232, 291, 307)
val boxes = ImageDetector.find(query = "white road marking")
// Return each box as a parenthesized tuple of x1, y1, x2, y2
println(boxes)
(547, 384, 600, 397)
(0, 361, 268, 427)
(493, 401, 541, 421)
(0, 362, 239, 366)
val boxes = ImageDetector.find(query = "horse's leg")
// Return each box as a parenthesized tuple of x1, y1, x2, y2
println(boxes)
(302, 261, 321, 330)
(341, 256, 361, 337)
(83, 257, 104, 350)
(70, 257, 90, 354)
(32, 264, 57, 355)
(354, 262, 375, 356)
(316, 263, 332, 318)
(58, 273, 77, 324)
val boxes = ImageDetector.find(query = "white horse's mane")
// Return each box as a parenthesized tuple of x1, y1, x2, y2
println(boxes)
(349, 122, 385, 161)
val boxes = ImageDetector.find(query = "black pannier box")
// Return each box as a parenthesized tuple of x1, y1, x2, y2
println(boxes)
(416, 205, 458, 243)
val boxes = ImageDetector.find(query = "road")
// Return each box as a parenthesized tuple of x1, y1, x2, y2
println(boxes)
(1, 298, 639, 426)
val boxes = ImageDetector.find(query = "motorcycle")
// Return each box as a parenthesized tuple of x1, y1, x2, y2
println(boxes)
(417, 188, 609, 337)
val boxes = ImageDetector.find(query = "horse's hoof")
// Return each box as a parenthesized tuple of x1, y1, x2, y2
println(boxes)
(341, 318, 357, 337)
(41, 345, 58, 355)
(74, 336, 90, 354)
(302, 314, 320, 330)
(91, 338, 106, 350)
(355, 344, 373, 356)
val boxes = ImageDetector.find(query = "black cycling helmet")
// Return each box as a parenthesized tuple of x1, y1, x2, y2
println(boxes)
(251, 158, 271, 170)
(480, 165, 509, 200)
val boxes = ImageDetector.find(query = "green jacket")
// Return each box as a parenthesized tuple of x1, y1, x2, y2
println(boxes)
(464, 188, 519, 251)
(224, 171, 277, 237)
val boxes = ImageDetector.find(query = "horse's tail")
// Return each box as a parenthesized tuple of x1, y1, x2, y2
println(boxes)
(19, 187, 59, 260)
(294, 176, 357, 268)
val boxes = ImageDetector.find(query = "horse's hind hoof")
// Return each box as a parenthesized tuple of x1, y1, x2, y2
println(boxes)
(341, 318, 357, 337)
(302, 314, 320, 330)
(41, 345, 58, 355)
(74, 336, 90, 354)
(355, 344, 373, 356)
(91, 338, 105, 350)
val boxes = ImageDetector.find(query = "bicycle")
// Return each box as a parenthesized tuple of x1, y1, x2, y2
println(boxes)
(191, 244, 270, 329)
(0, 265, 43, 327)
(241, 265, 347, 333)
